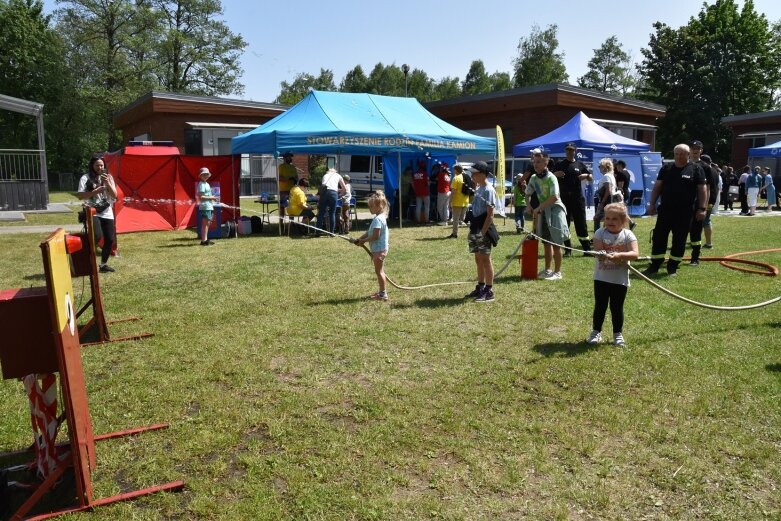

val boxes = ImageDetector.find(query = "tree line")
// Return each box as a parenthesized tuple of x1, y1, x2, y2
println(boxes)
(1, 0, 780, 179)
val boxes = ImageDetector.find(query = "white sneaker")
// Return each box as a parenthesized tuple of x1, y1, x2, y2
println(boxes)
(537, 269, 553, 279)
(544, 271, 562, 280)
(586, 330, 602, 344)
(613, 333, 626, 346)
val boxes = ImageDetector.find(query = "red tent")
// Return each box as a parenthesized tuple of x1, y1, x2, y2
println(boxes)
(103, 147, 239, 234)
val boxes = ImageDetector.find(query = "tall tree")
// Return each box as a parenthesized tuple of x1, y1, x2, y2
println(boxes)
(638, 0, 781, 158)
(55, 0, 148, 149)
(151, 0, 246, 95)
(462, 60, 491, 95)
(489, 71, 513, 92)
(578, 36, 633, 95)
(432, 76, 462, 100)
(406, 68, 434, 100)
(512, 24, 568, 87)
(340, 65, 368, 93)
(276, 69, 336, 105)
(365, 63, 404, 96)
(0, 0, 91, 175)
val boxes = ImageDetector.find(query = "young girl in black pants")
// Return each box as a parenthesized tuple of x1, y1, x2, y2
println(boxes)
(586, 203, 639, 346)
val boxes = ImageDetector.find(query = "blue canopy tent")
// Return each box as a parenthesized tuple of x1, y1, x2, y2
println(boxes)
(232, 90, 496, 229)
(748, 140, 781, 157)
(512, 111, 656, 215)
(512, 111, 651, 156)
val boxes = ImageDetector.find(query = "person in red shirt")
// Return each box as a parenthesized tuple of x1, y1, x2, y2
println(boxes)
(412, 160, 430, 224)
(436, 163, 452, 225)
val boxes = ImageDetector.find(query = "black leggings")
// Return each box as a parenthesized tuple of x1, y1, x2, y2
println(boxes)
(98, 217, 115, 264)
(592, 280, 628, 333)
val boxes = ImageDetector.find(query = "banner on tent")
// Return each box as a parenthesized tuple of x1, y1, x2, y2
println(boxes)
(305, 135, 479, 152)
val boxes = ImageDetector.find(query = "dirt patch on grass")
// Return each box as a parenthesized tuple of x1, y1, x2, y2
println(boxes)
(316, 401, 360, 433)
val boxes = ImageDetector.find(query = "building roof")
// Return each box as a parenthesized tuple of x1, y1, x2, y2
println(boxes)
(0, 93, 44, 116)
(115, 91, 287, 118)
(722, 110, 781, 124)
(425, 83, 665, 114)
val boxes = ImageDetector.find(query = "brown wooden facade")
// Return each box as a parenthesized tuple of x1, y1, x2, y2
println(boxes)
(425, 83, 665, 152)
(721, 110, 781, 168)
(114, 91, 287, 153)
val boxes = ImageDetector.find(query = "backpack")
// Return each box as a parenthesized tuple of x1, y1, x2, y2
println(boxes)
(250, 215, 263, 234)
(461, 173, 476, 196)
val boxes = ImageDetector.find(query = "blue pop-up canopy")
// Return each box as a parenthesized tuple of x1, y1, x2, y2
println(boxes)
(748, 140, 781, 157)
(512, 111, 651, 156)
(232, 90, 496, 156)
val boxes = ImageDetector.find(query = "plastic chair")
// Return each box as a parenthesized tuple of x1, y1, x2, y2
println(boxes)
(283, 199, 308, 236)
(349, 197, 358, 228)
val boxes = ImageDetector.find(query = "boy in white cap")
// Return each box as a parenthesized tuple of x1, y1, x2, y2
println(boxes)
(197, 167, 217, 245)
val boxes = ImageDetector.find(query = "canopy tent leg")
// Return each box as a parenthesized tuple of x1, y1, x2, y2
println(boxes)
(397, 152, 402, 229)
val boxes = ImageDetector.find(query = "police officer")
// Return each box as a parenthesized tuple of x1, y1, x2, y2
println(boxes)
(687, 140, 717, 265)
(644, 144, 708, 276)
(553, 142, 592, 255)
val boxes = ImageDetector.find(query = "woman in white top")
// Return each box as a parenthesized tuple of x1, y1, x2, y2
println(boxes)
(593, 158, 620, 232)
(316, 168, 347, 233)
(77, 155, 118, 272)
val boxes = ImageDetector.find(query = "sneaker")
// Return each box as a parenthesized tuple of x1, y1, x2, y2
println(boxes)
(690, 259, 700, 266)
(586, 330, 602, 345)
(563, 251, 572, 258)
(465, 285, 484, 298)
(200, 240, 209, 246)
(613, 333, 626, 346)
(703, 243, 713, 249)
(446, 233, 458, 239)
(99, 264, 115, 273)
(667, 270, 678, 277)
(475, 288, 495, 302)
(544, 271, 562, 281)
(369, 292, 389, 301)
(537, 269, 553, 279)
(641, 268, 658, 277)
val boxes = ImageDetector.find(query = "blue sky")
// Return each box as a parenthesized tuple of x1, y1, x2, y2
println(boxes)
(43, 0, 781, 103)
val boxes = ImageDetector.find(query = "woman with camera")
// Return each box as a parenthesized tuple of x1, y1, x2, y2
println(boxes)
(77, 155, 118, 273)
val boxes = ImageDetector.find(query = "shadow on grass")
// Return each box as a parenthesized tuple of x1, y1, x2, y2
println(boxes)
(533, 341, 604, 358)
(765, 363, 781, 372)
(391, 297, 465, 309)
(159, 242, 200, 248)
(414, 235, 454, 242)
(23, 273, 45, 281)
(308, 296, 375, 306)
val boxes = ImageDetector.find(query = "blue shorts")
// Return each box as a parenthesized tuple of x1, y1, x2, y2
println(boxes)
(201, 209, 213, 221)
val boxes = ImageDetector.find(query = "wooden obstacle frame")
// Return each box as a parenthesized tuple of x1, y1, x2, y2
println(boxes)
(71, 207, 153, 346)
(0, 229, 183, 520)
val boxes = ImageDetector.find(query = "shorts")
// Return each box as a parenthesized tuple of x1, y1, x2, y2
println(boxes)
(371, 250, 387, 262)
(703, 206, 714, 227)
(200, 209, 213, 221)
(468, 233, 492, 255)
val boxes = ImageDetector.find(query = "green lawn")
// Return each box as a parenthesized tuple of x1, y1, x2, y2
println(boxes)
(0, 212, 779, 520)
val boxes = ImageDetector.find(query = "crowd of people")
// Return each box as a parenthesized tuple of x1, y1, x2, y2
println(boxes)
(79, 142, 777, 346)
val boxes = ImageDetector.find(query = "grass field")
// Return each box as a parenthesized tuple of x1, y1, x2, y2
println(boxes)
(0, 209, 779, 520)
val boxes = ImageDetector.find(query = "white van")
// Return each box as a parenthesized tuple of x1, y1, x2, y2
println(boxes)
(326, 155, 384, 198)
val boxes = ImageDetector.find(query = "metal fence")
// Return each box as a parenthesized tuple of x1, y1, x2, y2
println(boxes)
(0, 149, 44, 181)
(0, 148, 48, 210)
(239, 154, 278, 196)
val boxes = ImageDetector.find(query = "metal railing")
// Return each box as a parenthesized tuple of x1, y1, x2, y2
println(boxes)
(0, 149, 45, 182)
